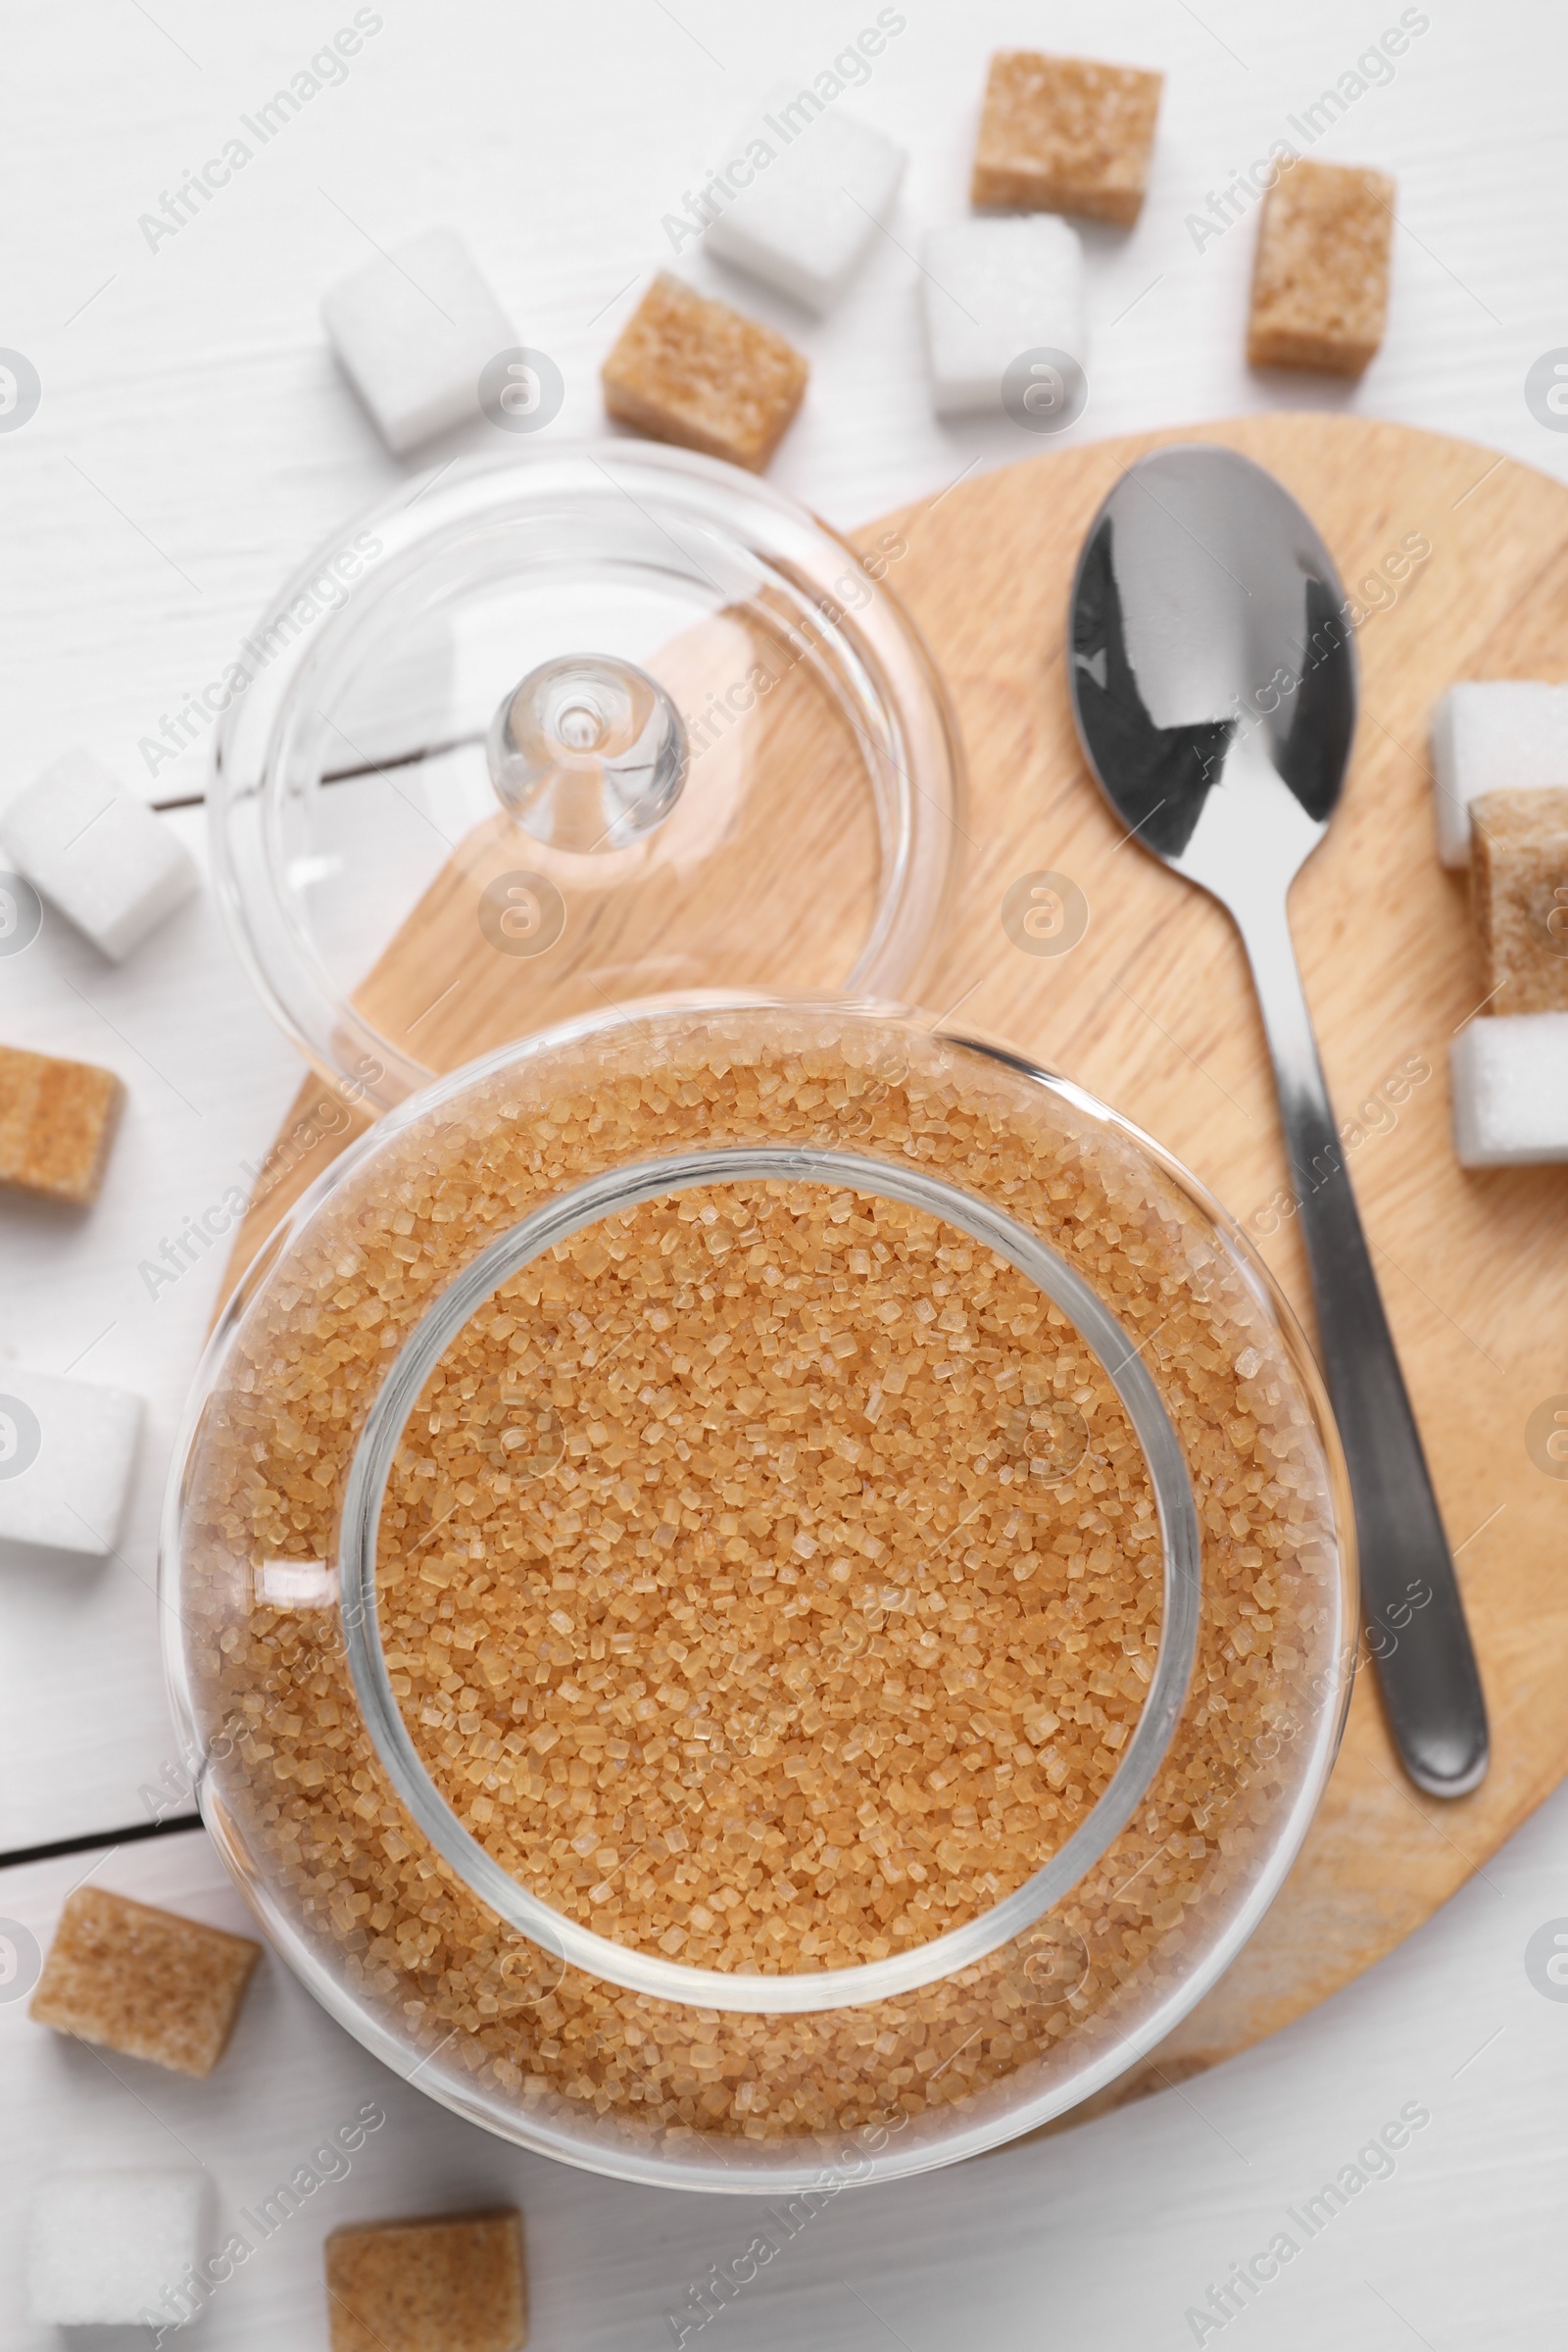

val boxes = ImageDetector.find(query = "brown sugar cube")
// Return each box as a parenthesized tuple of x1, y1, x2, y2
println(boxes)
(0, 1043, 122, 1205)
(601, 273, 808, 472)
(326, 2211, 527, 2352)
(30, 1886, 261, 2077)
(1247, 157, 1395, 374)
(1470, 787, 1568, 1014)
(971, 51, 1163, 226)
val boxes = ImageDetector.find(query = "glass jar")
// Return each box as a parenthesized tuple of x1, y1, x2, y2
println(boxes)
(162, 999, 1354, 2191)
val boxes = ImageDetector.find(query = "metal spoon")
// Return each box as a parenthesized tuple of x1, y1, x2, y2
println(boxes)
(1067, 443, 1488, 1798)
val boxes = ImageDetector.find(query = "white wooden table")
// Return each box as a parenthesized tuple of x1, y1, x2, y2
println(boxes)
(3, 2, 1566, 2342)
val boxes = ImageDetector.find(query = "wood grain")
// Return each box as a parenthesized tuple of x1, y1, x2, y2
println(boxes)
(223, 414, 1568, 2118)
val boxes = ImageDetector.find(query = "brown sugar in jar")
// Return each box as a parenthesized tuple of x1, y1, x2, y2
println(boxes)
(174, 1004, 1349, 2178)
(384, 1177, 1161, 1977)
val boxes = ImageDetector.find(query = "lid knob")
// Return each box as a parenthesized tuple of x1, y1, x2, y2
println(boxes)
(487, 654, 688, 854)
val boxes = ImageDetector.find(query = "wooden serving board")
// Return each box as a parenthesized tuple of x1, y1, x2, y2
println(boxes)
(222, 414, 1568, 2121)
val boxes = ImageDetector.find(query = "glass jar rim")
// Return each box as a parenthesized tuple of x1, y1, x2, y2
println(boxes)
(337, 1141, 1203, 2014)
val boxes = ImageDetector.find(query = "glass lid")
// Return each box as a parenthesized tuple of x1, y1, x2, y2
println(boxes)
(211, 444, 962, 1114)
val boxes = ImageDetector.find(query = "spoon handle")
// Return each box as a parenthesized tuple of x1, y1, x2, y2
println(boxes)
(1239, 907, 1489, 1798)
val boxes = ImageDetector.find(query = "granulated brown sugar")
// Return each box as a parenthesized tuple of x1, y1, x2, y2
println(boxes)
(182, 1008, 1342, 2150)
(387, 1180, 1157, 1976)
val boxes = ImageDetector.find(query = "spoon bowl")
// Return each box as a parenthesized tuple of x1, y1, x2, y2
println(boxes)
(1071, 446, 1353, 896)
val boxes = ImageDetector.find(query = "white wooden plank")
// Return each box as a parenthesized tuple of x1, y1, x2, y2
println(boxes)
(0, 0, 1564, 2332)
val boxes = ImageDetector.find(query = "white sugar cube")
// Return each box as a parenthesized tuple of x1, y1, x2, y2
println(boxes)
(2, 751, 197, 960)
(1431, 682, 1568, 868)
(1450, 1012, 1568, 1165)
(322, 227, 514, 454)
(0, 1365, 141, 1557)
(704, 98, 906, 314)
(922, 217, 1086, 417)
(28, 2171, 205, 2325)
